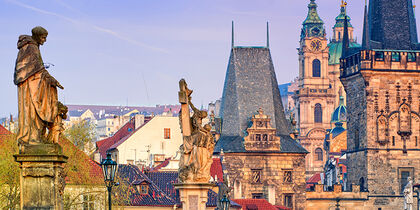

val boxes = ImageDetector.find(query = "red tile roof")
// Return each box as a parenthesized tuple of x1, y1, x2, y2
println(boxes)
(149, 158, 171, 172)
(307, 172, 321, 184)
(60, 138, 104, 185)
(210, 158, 224, 182)
(274, 205, 292, 210)
(306, 172, 322, 189)
(96, 117, 136, 159)
(0, 124, 11, 135)
(232, 199, 279, 210)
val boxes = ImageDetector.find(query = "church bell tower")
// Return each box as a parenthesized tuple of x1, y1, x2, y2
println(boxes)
(296, 0, 335, 178)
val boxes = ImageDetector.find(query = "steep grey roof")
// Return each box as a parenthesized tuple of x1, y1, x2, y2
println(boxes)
(214, 135, 307, 154)
(366, 0, 420, 50)
(220, 47, 290, 137)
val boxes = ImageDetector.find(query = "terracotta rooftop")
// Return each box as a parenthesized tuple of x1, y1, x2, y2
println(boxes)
(96, 117, 137, 159)
(232, 199, 284, 210)
(0, 124, 11, 135)
(60, 137, 104, 185)
(210, 158, 224, 182)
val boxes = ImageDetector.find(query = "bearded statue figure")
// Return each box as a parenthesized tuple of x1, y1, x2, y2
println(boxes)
(14, 26, 67, 152)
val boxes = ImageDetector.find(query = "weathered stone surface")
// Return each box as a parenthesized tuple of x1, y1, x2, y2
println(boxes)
(222, 153, 306, 210)
(15, 145, 67, 210)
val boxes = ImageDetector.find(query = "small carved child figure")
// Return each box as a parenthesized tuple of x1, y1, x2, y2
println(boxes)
(47, 102, 68, 144)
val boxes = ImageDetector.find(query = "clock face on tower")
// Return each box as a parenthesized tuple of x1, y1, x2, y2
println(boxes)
(311, 40, 322, 52)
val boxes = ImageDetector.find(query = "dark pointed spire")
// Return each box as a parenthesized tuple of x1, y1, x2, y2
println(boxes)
(368, 0, 419, 50)
(231, 21, 234, 48)
(341, 2, 349, 58)
(266, 22, 270, 48)
(362, 0, 370, 49)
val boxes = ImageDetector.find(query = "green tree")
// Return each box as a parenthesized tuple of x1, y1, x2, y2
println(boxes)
(65, 120, 96, 154)
(0, 134, 20, 209)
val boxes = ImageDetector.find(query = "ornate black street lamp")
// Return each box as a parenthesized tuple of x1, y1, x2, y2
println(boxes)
(101, 153, 118, 210)
(220, 195, 230, 210)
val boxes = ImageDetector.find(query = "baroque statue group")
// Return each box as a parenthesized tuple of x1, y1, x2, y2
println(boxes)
(178, 79, 216, 183)
(14, 26, 67, 153)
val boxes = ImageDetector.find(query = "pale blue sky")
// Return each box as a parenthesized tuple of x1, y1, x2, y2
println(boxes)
(0, 0, 404, 117)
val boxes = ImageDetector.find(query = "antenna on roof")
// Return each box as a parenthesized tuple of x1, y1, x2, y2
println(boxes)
(266, 21, 270, 48)
(231, 21, 234, 48)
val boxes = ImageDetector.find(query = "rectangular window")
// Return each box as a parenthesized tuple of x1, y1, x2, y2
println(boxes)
(375, 52, 384, 61)
(391, 52, 401, 62)
(252, 193, 263, 199)
(416, 136, 418, 147)
(407, 53, 416, 62)
(164, 128, 171, 139)
(283, 171, 292, 183)
(83, 195, 95, 210)
(255, 134, 261, 141)
(392, 136, 395, 146)
(399, 167, 414, 194)
(284, 194, 293, 208)
(251, 169, 262, 183)
(141, 185, 149, 195)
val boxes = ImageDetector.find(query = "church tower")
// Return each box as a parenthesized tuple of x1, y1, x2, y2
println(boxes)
(341, 0, 420, 208)
(327, 1, 361, 106)
(296, 0, 335, 178)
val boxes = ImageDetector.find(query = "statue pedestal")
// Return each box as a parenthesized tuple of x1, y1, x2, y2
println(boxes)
(14, 144, 68, 210)
(174, 183, 216, 210)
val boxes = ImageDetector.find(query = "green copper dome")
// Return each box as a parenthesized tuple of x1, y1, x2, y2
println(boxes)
(327, 3, 361, 65)
(331, 96, 347, 123)
(328, 41, 361, 65)
(334, 6, 353, 28)
(301, 0, 325, 40)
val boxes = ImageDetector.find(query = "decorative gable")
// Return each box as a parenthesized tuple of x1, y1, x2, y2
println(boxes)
(244, 108, 280, 151)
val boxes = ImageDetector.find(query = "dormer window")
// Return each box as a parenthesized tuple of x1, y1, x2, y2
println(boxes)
(133, 180, 149, 195)
(140, 184, 149, 195)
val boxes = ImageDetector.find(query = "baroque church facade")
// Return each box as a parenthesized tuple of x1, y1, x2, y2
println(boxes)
(292, 0, 360, 178)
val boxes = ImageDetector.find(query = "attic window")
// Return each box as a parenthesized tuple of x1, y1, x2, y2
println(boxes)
(137, 184, 149, 195)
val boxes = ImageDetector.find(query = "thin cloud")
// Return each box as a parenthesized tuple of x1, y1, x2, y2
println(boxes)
(5, 0, 170, 54)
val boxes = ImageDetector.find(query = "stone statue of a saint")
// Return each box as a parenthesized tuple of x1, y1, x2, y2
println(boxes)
(404, 177, 414, 210)
(216, 175, 231, 210)
(14, 26, 67, 152)
(178, 79, 215, 183)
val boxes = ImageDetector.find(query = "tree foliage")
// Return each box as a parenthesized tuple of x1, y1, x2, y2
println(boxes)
(0, 134, 20, 209)
(65, 120, 96, 154)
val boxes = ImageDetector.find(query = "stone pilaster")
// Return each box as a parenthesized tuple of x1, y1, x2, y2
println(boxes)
(14, 143, 68, 210)
(174, 183, 216, 210)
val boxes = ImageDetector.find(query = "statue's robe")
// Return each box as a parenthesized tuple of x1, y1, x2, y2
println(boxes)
(14, 35, 58, 144)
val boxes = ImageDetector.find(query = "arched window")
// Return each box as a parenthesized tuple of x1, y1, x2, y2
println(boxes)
(312, 59, 321, 77)
(314, 103, 322, 123)
(315, 148, 323, 161)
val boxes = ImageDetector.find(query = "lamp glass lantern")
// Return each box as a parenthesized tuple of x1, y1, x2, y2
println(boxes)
(101, 153, 118, 187)
(221, 195, 229, 210)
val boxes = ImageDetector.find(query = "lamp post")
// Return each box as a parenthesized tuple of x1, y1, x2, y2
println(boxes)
(101, 153, 118, 210)
(221, 195, 230, 210)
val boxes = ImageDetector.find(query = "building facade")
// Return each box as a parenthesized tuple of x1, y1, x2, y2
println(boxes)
(215, 29, 308, 209)
(340, 0, 420, 208)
